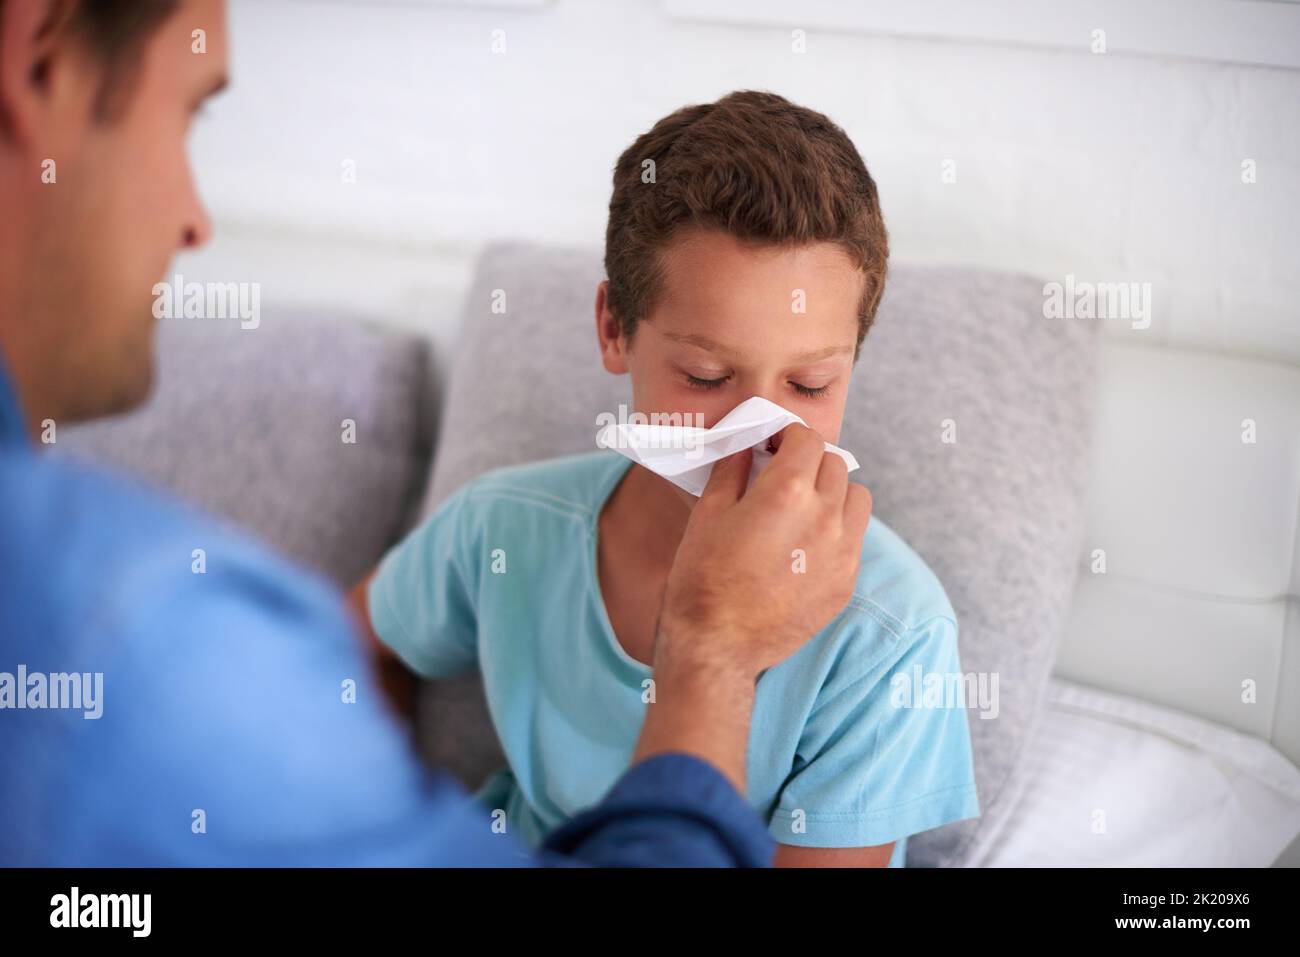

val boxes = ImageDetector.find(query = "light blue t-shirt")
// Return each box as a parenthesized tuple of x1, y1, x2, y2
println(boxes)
(369, 451, 980, 867)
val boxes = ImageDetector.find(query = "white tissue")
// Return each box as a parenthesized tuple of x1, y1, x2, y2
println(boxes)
(595, 396, 859, 497)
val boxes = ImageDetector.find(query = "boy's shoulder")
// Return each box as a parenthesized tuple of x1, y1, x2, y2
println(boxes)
(439, 456, 957, 635)
(445, 450, 629, 520)
(845, 514, 957, 641)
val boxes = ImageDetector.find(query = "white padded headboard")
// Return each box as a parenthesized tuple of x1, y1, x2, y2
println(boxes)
(1053, 339, 1300, 767)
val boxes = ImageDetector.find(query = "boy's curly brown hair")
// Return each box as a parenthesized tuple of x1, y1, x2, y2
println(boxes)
(604, 90, 889, 356)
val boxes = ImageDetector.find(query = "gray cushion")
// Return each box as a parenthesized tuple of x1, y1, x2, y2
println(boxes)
(56, 312, 434, 588)
(419, 241, 1100, 866)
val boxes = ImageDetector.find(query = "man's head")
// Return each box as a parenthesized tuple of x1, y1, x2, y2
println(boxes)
(0, 0, 227, 432)
(596, 90, 888, 448)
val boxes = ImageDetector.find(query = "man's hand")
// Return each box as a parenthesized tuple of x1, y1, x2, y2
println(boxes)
(657, 422, 872, 679)
(633, 423, 872, 795)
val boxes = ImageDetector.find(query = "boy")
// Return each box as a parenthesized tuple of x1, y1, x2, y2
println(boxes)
(351, 91, 979, 867)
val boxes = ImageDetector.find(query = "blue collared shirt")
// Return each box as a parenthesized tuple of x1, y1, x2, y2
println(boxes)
(0, 359, 773, 867)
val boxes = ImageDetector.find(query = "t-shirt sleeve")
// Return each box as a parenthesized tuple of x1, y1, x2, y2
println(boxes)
(768, 614, 981, 849)
(367, 484, 482, 678)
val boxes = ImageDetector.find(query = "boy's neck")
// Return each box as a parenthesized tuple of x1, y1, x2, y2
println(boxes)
(605, 463, 694, 564)
(596, 462, 697, 668)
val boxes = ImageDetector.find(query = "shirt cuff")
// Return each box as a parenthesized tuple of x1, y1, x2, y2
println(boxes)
(540, 752, 775, 868)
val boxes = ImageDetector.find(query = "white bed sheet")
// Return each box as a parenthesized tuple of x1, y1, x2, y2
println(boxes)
(966, 678, 1300, 867)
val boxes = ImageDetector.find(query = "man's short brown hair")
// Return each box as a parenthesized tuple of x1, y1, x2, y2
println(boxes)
(604, 90, 889, 354)
(67, 0, 180, 117)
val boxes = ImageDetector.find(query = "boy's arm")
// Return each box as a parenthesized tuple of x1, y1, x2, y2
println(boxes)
(346, 569, 418, 722)
(774, 843, 895, 868)
(345, 482, 485, 715)
(766, 614, 980, 867)
(345, 569, 390, 661)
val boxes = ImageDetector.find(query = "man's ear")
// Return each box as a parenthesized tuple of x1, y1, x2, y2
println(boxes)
(0, 0, 82, 147)
(594, 280, 630, 375)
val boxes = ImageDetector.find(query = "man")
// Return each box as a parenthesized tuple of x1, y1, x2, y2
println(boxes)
(0, 0, 871, 866)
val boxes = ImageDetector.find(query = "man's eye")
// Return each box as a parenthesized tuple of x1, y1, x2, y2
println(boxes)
(685, 374, 728, 391)
(791, 382, 831, 398)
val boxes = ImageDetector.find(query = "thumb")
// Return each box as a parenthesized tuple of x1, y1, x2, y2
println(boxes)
(698, 448, 752, 508)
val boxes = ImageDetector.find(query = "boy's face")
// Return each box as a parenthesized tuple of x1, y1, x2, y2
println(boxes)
(597, 228, 862, 460)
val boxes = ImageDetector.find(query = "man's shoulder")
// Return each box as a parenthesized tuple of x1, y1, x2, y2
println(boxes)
(0, 449, 345, 660)
(0, 450, 485, 866)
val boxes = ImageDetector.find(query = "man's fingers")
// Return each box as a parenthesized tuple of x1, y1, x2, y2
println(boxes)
(842, 482, 872, 540)
(762, 423, 824, 485)
(815, 449, 849, 499)
(699, 447, 753, 508)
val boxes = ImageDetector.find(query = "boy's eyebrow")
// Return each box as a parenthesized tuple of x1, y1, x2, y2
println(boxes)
(790, 344, 856, 363)
(659, 330, 853, 363)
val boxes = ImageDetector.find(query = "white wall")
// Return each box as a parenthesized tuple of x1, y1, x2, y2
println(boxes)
(179, 0, 1300, 369)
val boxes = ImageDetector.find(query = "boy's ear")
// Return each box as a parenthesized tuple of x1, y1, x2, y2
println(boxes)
(594, 280, 630, 375)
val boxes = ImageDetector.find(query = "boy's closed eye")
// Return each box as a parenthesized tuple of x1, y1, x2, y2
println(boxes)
(681, 370, 835, 399)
